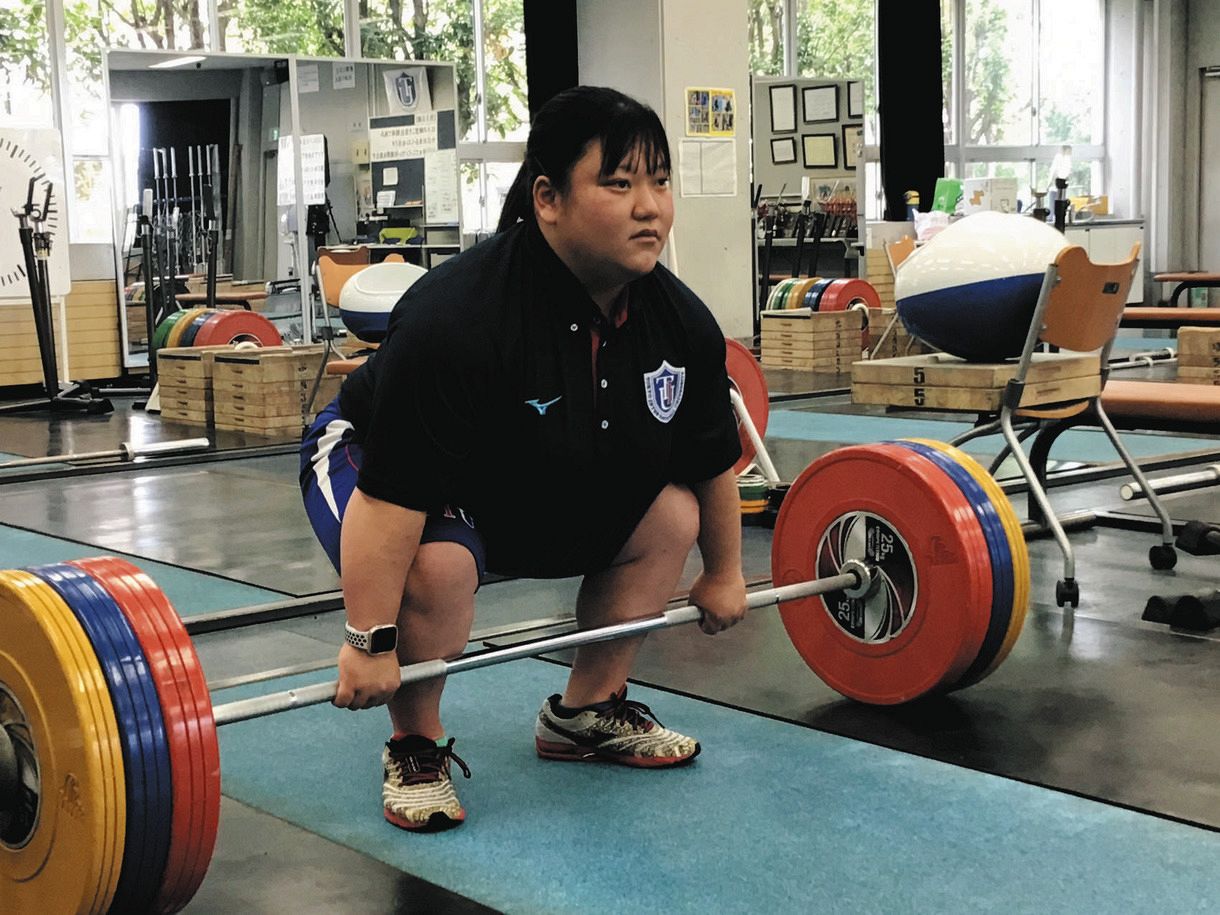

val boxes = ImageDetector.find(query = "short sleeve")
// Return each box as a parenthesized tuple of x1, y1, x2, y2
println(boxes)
(668, 314, 742, 483)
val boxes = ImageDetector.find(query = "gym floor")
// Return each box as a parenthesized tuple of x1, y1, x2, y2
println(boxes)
(2, 349, 1219, 913)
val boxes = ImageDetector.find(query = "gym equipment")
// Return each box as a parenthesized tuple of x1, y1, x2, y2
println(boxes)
(724, 338, 773, 479)
(0, 438, 209, 470)
(1, 178, 113, 416)
(895, 212, 1069, 361)
(0, 440, 1028, 912)
(1175, 520, 1220, 557)
(337, 261, 427, 343)
(1142, 589, 1220, 631)
(1121, 464, 1220, 502)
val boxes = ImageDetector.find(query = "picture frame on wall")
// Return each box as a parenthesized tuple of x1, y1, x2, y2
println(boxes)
(842, 124, 862, 169)
(801, 84, 838, 123)
(847, 81, 865, 119)
(769, 84, 797, 133)
(802, 133, 838, 169)
(770, 136, 797, 165)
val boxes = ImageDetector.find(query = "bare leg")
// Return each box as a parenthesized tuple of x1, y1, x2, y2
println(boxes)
(385, 541, 478, 739)
(561, 485, 699, 708)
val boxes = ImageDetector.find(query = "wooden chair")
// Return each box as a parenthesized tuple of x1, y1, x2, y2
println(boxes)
(942, 242, 1177, 606)
(868, 235, 921, 358)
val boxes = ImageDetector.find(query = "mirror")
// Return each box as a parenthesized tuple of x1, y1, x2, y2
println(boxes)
(105, 49, 297, 368)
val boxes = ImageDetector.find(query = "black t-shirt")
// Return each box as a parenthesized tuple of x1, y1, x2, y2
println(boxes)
(340, 220, 741, 577)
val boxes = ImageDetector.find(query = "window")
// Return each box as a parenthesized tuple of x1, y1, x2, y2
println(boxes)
(0, 0, 55, 128)
(964, 0, 1034, 145)
(748, 1, 786, 76)
(220, 0, 345, 56)
(796, 0, 876, 138)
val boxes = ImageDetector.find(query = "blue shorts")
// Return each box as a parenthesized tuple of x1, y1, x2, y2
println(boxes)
(299, 397, 487, 579)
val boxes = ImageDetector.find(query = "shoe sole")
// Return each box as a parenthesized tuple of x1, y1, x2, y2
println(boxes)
(535, 738, 701, 768)
(384, 808, 466, 832)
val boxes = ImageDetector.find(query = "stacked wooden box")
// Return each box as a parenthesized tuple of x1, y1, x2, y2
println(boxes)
(0, 280, 122, 387)
(157, 344, 263, 426)
(212, 345, 342, 434)
(1177, 327, 1220, 385)
(851, 352, 1101, 410)
(863, 249, 897, 310)
(760, 309, 864, 373)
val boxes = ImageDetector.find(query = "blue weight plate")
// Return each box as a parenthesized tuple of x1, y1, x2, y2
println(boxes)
(890, 442, 1013, 688)
(803, 278, 835, 310)
(28, 563, 172, 914)
(178, 311, 215, 347)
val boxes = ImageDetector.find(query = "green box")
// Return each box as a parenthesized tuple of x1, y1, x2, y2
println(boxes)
(932, 178, 963, 213)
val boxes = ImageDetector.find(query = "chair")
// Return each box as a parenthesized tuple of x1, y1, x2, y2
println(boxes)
(868, 236, 920, 357)
(942, 242, 1176, 607)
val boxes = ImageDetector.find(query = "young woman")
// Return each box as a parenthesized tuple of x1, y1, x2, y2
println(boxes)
(300, 85, 747, 832)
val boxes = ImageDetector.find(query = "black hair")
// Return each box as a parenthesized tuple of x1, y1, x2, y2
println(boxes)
(496, 86, 671, 232)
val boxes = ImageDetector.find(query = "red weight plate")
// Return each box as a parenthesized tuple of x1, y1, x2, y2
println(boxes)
(816, 278, 882, 313)
(724, 337, 769, 475)
(771, 444, 992, 704)
(68, 557, 201, 914)
(71, 557, 219, 913)
(191, 310, 282, 347)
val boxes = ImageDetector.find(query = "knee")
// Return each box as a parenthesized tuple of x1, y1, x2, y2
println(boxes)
(402, 542, 478, 615)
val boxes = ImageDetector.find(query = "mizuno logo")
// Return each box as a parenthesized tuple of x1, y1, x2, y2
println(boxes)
(525, 396, 562, 415)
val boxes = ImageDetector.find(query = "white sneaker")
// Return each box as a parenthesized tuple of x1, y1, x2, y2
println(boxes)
(534, 687, 700, 768)
(382, 735, 470, 830)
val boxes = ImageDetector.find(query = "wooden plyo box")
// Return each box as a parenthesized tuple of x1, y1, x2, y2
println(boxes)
(761, 309, 864, 371)
(212, 345, 339, 433)
(1177, 366, 1220, 385)
(1177, 327, 1220, 368)
(851, 352, 1101, 411)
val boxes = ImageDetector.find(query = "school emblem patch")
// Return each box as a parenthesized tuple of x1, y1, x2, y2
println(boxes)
(643, 360, 685, 423)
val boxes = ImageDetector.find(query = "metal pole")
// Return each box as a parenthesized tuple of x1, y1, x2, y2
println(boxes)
(214, 572, 864, 726)
(728, 388, 781, 485)
(0, 438, 210, 470)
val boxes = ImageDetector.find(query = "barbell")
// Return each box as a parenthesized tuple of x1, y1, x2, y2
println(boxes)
(0, 438, 1029, 913)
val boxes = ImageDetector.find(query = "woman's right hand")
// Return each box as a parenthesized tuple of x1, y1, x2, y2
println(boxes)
(332, 643, 404, 710)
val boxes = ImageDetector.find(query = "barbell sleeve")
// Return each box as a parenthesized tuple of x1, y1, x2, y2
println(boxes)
(0, 438, 210, 470)
(1120, 464, 1220, 501)
(213, 571, 862, 727)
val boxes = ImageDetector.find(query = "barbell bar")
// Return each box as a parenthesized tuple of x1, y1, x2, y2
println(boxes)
(211, 565, 869, 726)
(1120, 463, 1220, 501)
(0, 436, 209, 470)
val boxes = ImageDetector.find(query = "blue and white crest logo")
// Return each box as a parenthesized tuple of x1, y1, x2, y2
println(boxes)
(394, 73, 418, 108)
(643, 361, 685, 423)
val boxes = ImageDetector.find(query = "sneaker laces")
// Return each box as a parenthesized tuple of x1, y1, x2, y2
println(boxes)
(602, 692, 661, 732)
(387, 737, 471, 785)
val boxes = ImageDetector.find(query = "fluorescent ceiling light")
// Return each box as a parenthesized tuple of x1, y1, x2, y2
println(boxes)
(149, 55, 207, 70)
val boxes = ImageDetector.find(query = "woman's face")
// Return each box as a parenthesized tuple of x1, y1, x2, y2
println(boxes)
(538, 140, 674, 291)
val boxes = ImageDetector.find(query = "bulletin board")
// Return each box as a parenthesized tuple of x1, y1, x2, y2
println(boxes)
(751, 76, 865, 208)
(368, 108, 458, 221)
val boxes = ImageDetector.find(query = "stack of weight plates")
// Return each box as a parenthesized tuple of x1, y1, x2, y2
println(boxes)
(0, 557, 220, 913)
(736, 473, 769, 516)
(771, 439, 1029, 704)
(152, 308, 283, 353)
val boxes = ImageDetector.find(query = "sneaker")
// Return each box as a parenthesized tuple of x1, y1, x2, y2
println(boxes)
(534, 687, 700, 768)
(382, 735, 471, 831)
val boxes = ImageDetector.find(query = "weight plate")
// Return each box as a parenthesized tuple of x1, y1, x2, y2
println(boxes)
(817, 278, 882, 313)
(178, 309, 218, 348)
(892, 442, 1013, 690)
(771, 444, 992, 704)
(191, 310, 283, 347)
(72, 557, 219, 912)
(904, 440, 1030, 679)
(766, 278, 798, 312)
(31, 563, 172, 914)
(0, 570, 124, 914)
(152, 310, 187, 353)
(785, 277, 821, 310)
(725, 337, 769, 475)
(165, 308, 211, 349)
(802, 278, 835, 310)
(69, 557, 201, 914)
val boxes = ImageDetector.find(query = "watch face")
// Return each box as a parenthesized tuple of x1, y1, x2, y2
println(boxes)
(369, 626, 398, 654)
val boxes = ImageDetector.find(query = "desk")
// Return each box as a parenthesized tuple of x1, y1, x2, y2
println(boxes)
(1121, 307, 1220, 329)
(175, 291, 268, 310)
(1152, 272, 1220, 307)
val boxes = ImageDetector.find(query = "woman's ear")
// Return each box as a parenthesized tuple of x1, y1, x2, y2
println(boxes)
(532, 175, 560, 226)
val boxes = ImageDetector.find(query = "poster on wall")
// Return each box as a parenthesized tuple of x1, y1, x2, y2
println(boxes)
(297, 63, 320, 94)
(685, 87, 736, 137)
(842, 125, 862, 169)
(768, 84, 796, 133)
(848, 81, 865, 118)
(802, 133, 837, 169)
(801, 84, 838, 123)
(678, 139, 736, 197)
(383, 67, 432, 115)
(770, 136, 797, 165)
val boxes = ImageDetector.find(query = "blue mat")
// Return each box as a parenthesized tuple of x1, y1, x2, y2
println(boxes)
(218, 664, 1220, 913)
(0, 523, 284, 616)
(767, 410, 1220, 461)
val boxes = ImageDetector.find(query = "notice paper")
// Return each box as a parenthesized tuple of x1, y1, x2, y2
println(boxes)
(298, 63, 320, 94)
(678, 139, 737, 197)
(423, 148, 459, 224)
(333, 62, 356, 90)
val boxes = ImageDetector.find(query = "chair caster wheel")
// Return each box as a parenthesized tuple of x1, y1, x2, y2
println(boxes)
(1056, 579, 1079, 608)
(1149, 544, 1178, 570)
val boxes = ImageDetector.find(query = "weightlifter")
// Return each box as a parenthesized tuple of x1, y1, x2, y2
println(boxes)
(300, 86, 748, 831)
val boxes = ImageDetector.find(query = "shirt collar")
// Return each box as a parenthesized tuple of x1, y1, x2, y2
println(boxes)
(525, 219, 633, 332)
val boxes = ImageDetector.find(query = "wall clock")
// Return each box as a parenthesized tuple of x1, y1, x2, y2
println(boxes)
(0, 128, 71, 299)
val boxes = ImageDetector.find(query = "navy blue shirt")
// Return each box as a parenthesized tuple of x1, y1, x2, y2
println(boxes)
(341, 220, 740, 577)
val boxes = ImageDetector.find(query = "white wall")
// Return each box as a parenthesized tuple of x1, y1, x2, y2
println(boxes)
(577, 0, 754, 339)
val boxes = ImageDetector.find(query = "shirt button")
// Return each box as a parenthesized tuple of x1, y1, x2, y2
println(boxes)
(600, 419, 609, 430)
(600, 379, 608, 389)
(570, 323, 579, 332)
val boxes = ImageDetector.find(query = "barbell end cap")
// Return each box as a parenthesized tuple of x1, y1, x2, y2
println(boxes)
(838, 558, 875, 600)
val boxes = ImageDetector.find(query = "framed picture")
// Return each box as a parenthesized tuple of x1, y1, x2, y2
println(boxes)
(770, 136, 797, 165)
(847, 81, 865, 118)
(842, 124, 863, 169)
(769, 84, 797, 133)
(801, 84, 839, 123)
(802, 133, 838, 169)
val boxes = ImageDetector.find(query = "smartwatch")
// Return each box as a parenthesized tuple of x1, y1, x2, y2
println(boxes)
(344, 622, 399, 655)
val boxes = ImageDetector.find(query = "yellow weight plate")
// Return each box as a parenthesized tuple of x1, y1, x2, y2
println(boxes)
(0, 570, 125, 914)
(906, 440, 1030, 678)
(164, 308, 209, 349)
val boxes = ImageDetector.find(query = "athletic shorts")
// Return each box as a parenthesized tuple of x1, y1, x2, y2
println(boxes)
(299, 397, 487, 579)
